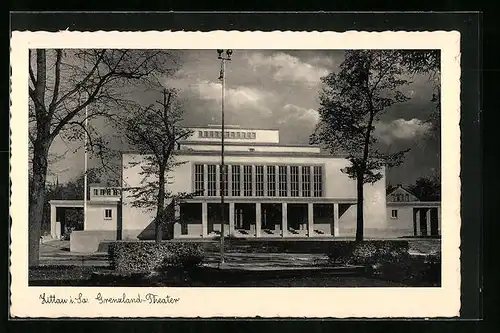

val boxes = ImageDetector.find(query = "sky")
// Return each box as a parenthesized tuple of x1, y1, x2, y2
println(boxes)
(46, 49, 440, 187)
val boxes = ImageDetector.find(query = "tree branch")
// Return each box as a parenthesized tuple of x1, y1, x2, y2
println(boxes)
(48, 49, 63, 112)
(28, 49, 37, 87)
(52, 49, 106, 111)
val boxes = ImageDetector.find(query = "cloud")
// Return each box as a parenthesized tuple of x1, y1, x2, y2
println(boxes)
(375, 118, 432, 144)
(191, 79, 274, 115)
(245, 52, 329, 86)
(280, 104, 319, 124)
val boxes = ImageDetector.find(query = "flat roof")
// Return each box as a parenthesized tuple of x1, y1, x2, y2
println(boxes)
(187, 125, 280, 131)
(387, 201, 441, 207)
(179, 141, 320, 148)
(122, 150, 348, 159)
(49, 200, 120, 206)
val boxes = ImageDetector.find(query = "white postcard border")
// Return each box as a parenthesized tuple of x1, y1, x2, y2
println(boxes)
(10, 30, 461, 318)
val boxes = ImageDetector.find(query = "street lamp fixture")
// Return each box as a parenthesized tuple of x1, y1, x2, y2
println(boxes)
(217, 49, 232, 266)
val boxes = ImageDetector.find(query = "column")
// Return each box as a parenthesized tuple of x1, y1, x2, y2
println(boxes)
(174, 201, 181, 238)
(255, 203, 262, 237)
(426, 208, 432, 237)
(415, 208, 421, 236)
(55, 222, 61, 239)
(307, 203, 314, 237)
(282, 202, 288, 237)
(50, 204, 57, 239)
(229, 202, 235, 236)
(437, 206, 441, 236)
(201, 202, 208, 237)
(413, 208, 418, 236)
(333, 203, 339, 237)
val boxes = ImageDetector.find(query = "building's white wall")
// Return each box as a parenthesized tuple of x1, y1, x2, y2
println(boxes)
(180, 144, 320, 154)
(85, 203, 118, 231)
(122, 153, 387, 239)
(386, 204, 414, 235)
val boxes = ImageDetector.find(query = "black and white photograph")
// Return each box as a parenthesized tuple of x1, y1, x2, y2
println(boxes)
(10, 31, 461, 318)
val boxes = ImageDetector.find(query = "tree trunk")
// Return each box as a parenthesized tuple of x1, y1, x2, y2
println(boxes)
(155, 164, 166, 244)
(29, 140, 50, 267)
(355, 173, 364, 242)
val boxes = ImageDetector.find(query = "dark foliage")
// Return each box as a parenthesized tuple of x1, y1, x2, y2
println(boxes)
(409, 175, 441, 201)
(325, 240, 410, 265)
(108, 241, 205, 272)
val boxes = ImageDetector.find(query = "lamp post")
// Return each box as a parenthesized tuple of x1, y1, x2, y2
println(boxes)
(217, 49, 232, 265)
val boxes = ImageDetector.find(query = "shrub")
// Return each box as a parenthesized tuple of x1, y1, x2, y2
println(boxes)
(326, 241, 410, 266)
(108, 241, 205, 272)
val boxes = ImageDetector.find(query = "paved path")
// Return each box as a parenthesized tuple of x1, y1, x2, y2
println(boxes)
(39, 240, 109, 266)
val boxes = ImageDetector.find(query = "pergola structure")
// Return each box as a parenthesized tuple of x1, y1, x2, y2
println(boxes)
(49, 200, 84, 239)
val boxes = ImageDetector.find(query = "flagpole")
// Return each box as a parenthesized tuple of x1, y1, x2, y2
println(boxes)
(84, 106, 88, 230)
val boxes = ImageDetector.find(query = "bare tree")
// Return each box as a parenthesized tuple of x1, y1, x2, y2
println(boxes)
(28, 49, 177, 266)
(311, 50, 412, 241)
(122, 88, 194, 243)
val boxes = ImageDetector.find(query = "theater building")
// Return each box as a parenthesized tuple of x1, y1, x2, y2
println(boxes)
(119, 125, 388, 241)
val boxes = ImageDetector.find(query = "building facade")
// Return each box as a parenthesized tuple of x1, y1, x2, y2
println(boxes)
(52, 125, 443, 252)
(120, 125, 388, 240)
(386, 185, 441, 237)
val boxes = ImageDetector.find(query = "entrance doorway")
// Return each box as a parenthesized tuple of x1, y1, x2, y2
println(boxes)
(261, 203, 282, 236)
(287, 203, 308, 235)
(234, 203, 255, 235)
(207, 203, 229, 235)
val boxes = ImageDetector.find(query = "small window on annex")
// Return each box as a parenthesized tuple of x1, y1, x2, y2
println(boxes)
(104, 209, 113, 220)
(391, 209, 398, 219)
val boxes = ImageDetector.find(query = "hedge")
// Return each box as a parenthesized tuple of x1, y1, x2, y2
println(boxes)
(326, 240, 410, 265)
(108, 242, 205, 272)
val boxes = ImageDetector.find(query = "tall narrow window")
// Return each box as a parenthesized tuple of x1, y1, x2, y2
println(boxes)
(100, 189, 106, 195)
(219, 165, 228, 196)
(313, 166, 323, 197)
(290, 166, 299, 197)
(243, 165, 253, 196)
(255, 165, 264, 196)
(231, 165, 241, 196)
(93, 189, 99, 196)
(301, 166, 311, 197)
(194, 164, 205, 196)
(278, 166, 288, 197)
(266, 165, 276, 196)
(207, 165, 217, 196)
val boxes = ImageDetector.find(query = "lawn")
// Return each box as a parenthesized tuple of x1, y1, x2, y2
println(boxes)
(31, 238, 441, 287)
(30, 265, 406, 287)
(29, 263, 436, 288)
